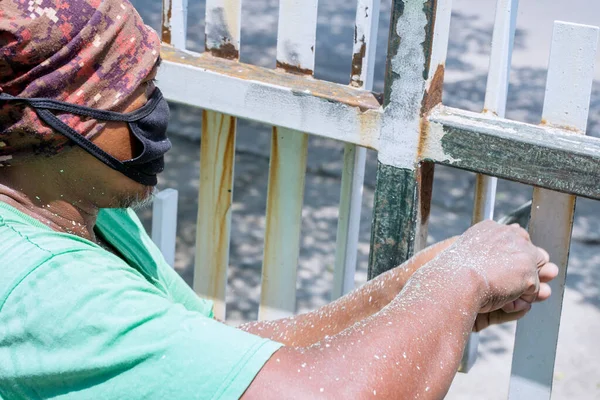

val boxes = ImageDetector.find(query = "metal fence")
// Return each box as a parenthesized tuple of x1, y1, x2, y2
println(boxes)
(150, 0, 600, 398)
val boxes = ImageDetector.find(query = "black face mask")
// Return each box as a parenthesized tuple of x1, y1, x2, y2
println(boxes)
(0, 88, 171, 186)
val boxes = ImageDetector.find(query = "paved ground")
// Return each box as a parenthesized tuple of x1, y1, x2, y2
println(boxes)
(131, 0, 600, 398)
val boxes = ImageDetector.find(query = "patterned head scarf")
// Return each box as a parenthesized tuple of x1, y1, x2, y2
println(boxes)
(0, 0, 161, 166)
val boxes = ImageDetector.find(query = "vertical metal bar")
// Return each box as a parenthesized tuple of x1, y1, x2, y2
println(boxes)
(152, 189, 179, 268)
(472, 0, 518, 224)
(350, 0, 381, 90)
(258, 0, 319, 321)
(368, 0, 452, 280)
(509, 21, 598, 400)
(205, 0, 241, 59)
(461, 0, 519, 373)
(193, 0, 242, 321)
(332, 0, 381, 300)
(159, 0, 186, 269)
(161, 0, 188, 49)
(332, 145, 367, 299)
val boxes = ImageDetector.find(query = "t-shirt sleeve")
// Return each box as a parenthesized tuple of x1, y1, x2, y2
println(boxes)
(155, 253, 216, 319)
(0, 251, 282, 400)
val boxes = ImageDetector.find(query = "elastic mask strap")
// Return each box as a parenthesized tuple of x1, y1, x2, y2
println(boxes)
(0, 89, 164, 122)
(34, 109, 157, 186)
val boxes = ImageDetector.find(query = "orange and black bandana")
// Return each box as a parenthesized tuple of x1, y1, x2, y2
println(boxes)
(0, 0, 160, 166)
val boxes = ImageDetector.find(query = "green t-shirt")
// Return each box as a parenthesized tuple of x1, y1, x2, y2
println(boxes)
(0, 202, 281, 400)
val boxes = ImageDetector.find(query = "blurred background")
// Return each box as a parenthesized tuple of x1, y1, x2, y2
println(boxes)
(130, 0, 600, 398)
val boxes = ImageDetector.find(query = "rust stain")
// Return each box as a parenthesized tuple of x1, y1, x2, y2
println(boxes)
(562, 194, 577, 223)
(350, 33, 367, 88)
(482, 108, 498, 116)
(416, 161, 434, 230)
(539, 118, 581, 133)
(217, 114, 236, 291)
(262, 127, 282, 286)
(417, 116, 429, 161)
(200, 110, 236, 301)
(357, 112, 377, 149)
(417, 64, 445, 160)
(420, 64, 445, 116)
(276, 61, 314, 76)
(160, 45, 381, 115)
(472, 175, 487, 222)
(161, 2, 173, 45)
(560, 195, 577, 265)
(207, 41, 240, 60)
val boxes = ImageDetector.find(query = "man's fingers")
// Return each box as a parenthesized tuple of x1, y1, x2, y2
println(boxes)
(536, 247, 550, 268)
(474, 308, 531, 332)
(539, 262, 559, 283)
(535, 283, 552, 302)
(502, 298, 532, 313)
(523, 273, 540, 295)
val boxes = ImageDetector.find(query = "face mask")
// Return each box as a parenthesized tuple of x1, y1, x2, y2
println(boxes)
(0, 88, 171, 186)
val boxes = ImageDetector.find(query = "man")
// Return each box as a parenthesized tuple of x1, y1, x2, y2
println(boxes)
(0, 1, 558, 398)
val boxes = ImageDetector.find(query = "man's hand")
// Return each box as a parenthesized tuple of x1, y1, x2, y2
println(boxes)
(243, 221, 560, 399)
(432, 220, 559, 332)
(473, 238, 558, 331)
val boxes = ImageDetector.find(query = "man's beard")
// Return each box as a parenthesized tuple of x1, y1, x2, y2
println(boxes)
(114, 186, 158, 210)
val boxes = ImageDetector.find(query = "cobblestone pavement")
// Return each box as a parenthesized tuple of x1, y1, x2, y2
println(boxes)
(132, 0, 600, 397)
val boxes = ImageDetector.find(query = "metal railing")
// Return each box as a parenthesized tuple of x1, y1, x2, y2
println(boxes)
(151, 0, 600, 398)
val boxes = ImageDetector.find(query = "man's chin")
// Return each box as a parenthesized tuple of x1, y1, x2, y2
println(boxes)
(114, 186, 158, 210)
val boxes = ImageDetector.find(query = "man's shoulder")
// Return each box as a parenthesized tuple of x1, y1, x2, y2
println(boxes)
(0, 203, 110, 309)
(0, 202, 100, 258)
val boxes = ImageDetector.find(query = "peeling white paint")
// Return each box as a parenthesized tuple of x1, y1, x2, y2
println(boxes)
(162, 0, 172, 29)
(422, 120, 462, 165)
(378, 0, 453, 169)
(205, 0, 241, 52)
(351, 0, 381, 88)
(426, 105, 600, 159)
(276, 0, 319, 70)
(378, 1, 428, 168)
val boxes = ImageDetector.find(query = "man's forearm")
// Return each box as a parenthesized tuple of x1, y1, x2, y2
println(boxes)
(239, 268, 399, 347)
(240, 238, 457, 347)
(243, 261, 484, 399)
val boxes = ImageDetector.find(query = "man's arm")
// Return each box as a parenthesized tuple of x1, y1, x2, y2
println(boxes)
(242, 221, 556, 399)
(240, 238, 457, 347)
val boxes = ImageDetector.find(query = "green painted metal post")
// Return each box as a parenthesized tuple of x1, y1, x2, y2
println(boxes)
(368, 0, 452, 279)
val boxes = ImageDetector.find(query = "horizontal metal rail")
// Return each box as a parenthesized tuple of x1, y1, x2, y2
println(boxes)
(422, 105, 600, 200)
(158, 47, 600, 201)
(158, 46, 382, 150)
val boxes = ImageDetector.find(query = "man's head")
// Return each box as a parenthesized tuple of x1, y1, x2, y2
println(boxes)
(0, 0, 166, 209)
